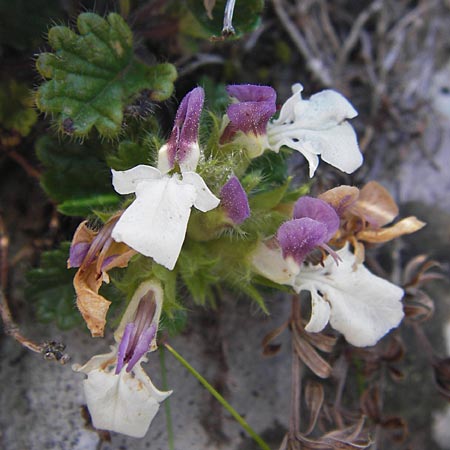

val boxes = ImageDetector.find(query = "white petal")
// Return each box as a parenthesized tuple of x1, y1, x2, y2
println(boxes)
(311, 122, 362, 174)
(251, 241, 299, 285)
(112, 176, 197, 270)
(179, 143, 200, 172)
(182, 171, 220, 212)
(272, 83, 304, 125)
(304, 288, 331, 333)
(294, 246, 404, 347)
(273, 138, 320, 177)
(81, 362, 171, 438)
(267, 85, 362, 176)
(271, 122, 362, 176)
(112, 165, 162, 195)
(157, 144, 172, 174)
(293, 89, 358, 129)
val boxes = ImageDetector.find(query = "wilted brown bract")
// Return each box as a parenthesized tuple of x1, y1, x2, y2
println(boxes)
(69, 217, 136, 337)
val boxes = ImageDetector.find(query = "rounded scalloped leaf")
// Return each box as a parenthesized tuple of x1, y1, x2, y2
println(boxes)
(35, 12, 177, 138)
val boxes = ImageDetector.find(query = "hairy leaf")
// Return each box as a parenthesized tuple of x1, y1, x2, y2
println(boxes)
(0, 80, 38, 136)
(26, 243, 81, 330)
(35, 12, 177, 138)
(35, 135, 120, 216)
(178, 241, 221, 305)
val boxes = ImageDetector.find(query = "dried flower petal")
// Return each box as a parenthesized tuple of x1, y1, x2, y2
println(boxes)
(69, 219, 135, 337)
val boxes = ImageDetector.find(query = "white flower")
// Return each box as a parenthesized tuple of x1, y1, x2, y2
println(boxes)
(73, 281, 172, 438)
(252, 244, 404, 347)
(266, 84, 363, 177)
(111, 87, 220, 270)
(111, 165, 219, 270)
(74, 349, 171, 438)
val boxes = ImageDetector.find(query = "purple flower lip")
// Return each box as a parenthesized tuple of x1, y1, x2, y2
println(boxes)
(293, 196, 340, 241)
(165, 87, 204, 170)
(277, 218, 328, 266)
(277, 196, 340, 266)
(115, 291, 157, 374)
(220, 84, 276, 143)
(219, 176, 250, 225)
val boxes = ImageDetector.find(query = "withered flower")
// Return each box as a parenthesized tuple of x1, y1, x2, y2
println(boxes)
(360, 385, 408, 443)
(68, 213, 136, 337)
(319, 181, 425, 262)
(402, 254, 444, 323)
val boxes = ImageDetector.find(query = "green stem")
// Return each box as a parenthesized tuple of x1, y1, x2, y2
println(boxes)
(159, 347, 175, 450)
(164, 343, 271, 450)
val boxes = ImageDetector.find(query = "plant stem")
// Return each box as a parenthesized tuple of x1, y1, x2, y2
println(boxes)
(164, 343, 271, 450)
(159, 347, 175, 450)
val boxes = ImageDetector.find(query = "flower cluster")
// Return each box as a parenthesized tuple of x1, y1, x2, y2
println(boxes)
(70, 83, 424, 438)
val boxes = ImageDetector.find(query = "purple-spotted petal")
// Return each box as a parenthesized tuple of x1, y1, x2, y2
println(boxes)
(165, 87, 204, 170)
(277, 218, 328, 265)
(219, 176, 250, 225)
(221, 85, 276, 142)
(293, 196, 340, 241)
(126, 324, 157, 373)
(115, 322, 134, 374)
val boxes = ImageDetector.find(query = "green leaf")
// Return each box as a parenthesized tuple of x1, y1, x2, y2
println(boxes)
(58, 194, 120, 216)
(178, 241, 221, 305)
(0, 80, 38, 136)
(35, 135, 120, 216)
(250, 177, 292, 210)
(35, 12, 177, 138)
(112, 255, 183, 318)
(246, 150, 289, 187)
(26, 243, 82, 330)
(185, 0, 264, 38)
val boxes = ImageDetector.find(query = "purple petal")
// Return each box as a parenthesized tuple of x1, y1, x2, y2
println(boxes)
(221, 85, 276, 142)
(126, 323, 157, 373)
(277, 218, 328, 265)
(166, 87, 204, 169)
(226, 85, 276, 103)
(293, 197, 340, 242)
(220, 176, 250, 225)
(115, 322, 134, 374)
(69, 242, 91, 268)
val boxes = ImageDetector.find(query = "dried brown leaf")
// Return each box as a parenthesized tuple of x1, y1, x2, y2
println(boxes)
(380, 416, 408, 443)
(304, 380, 325, 435)
(354, 181, 398, 227)
(433, 357, 450, 400)
(293, 327, 332, 379)
(357, 216, 425, 243)
(404, 290, 435, 323)
(318, 186, 359, 216)
(360, 386, 381, 421)
(303, 327, 337, 353)
(382, 336, 405, 363)
(262, 320, 288, 356)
